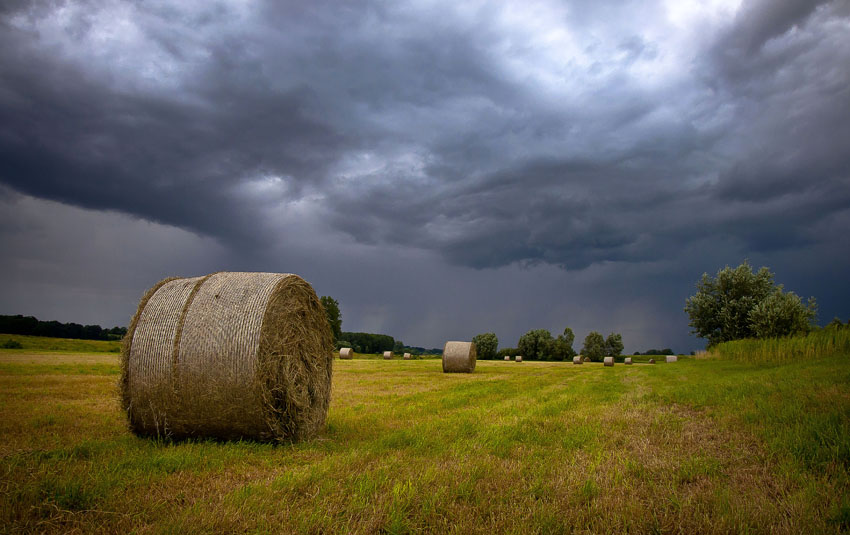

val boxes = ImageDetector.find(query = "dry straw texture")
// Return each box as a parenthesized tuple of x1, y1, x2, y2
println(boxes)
(121, 272, 334, 442)
(666, 355, 678, 363)
(383, 351, 393, 360)
(573, 356, 582, 364)
(515, 355, 523, 362)
(442, 341, 477, 373)
(504, 356, 510, 361)
(339, 348, 353, 360)
(625, 357, 633, 365)
(403, 352, 411, 360)
(604, 357, 614, 366)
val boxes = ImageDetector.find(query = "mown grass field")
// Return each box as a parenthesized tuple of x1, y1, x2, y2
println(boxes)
(1, 337, 849, 533)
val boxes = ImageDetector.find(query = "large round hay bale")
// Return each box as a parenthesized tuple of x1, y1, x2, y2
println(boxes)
(339, 348, 353, 359)
(121, 272, 333, 442)
(442, 341, 476, 373)
(604, 356, 614, 366)
(624, 357, 632, 365)
(515, 355, 523, 362)
(666, 355, 678, 363)
(573, 356, 582, 365)
(383, 351, 393, 360)
(403, 352, 411, 360)
(649, 358, 656, 364)
(504, 356, 510, 361)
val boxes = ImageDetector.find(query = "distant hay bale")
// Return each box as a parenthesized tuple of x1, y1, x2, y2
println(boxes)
(624, 357, 632, 365)
(121, 272, 333, 442)
(515, 355, 523, 362)
(583, 356, 590, 363)
(403, 352, 411, 360)
(383, 351, 393, 360)
(649, 358, 656, 364)
(339, 348, 353, 360)
(573, 356, 582, 365)
(504, 356, 510, 361)
(666, 355, 678, 363)
(442, 341, 476, 373)
(604, 356, 614, 366)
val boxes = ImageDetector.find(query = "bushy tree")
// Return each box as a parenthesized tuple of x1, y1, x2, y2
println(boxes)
(319, 296, 342, 341)
(749, 291, 816, 338)
(518, 329, 553, 360)
(582, 331, 605, 362)
(604, 333, 624, 357)
(826, 317, 846, 330)
(547, 327, 576, 361)
(497, 347, 518, 358)
(684, 262, 816, 346)
(393, 340, 405, 354)
(472, 332, 499, 360)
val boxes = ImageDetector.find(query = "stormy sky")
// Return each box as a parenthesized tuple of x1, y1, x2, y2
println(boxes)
(1, 0, 848, 353)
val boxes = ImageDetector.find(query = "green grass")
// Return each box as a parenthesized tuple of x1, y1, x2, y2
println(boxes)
(711, 328, 850, 363)
(0, 333, 121, 353)
(1, 341, 849, 533)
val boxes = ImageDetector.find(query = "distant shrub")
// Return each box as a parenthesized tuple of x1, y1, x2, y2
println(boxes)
(2, 339, 23, 349)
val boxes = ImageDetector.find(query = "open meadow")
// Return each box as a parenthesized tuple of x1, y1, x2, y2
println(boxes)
(1, 335, 849, 534)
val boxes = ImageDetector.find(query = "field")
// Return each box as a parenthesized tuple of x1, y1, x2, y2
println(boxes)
(1, 338, 849, 533)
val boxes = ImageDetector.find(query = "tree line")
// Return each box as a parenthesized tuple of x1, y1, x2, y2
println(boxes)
(0, 314, 127, 341)
(472, 328, 624, 362)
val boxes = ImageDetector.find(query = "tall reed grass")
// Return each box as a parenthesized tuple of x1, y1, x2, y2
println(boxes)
(711, 328, 850, 363)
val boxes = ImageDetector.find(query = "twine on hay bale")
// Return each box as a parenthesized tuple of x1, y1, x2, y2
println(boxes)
(339, 348, 353, 359)
(121, 272, 334, 442)
(403, 352, 411, 360)
(624, 357, 632, 365)
(666, 355, 678, 363)
(383, 351, 393, 360)
(604, 356, 614, 366)
(515, 355, 523, 362)
(573, 356, 582, 364)
(442, 341, 476, 373)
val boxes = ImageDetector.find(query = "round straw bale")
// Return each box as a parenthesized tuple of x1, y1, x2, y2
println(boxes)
(583, 356, 590, 362)
(442, 341, 476, 373)
(649, 358, 656, 364)
(339, 348, 353, 359)
(666, 355, 678, 363)
(121, 272, 333, 442)
(504, 356, 510, 361)
(515, 355, 523, 362)
(624, 357, 632, 365)
(383, 351, 393, 360)
(403, 352, 411, 360)
(573, 356, 582, 364)
(604, 356, 614, 366)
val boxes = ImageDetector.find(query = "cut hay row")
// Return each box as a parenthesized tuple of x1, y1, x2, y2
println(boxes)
(122, 272, 333, 442)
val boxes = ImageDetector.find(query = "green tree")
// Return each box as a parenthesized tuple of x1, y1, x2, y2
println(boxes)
(472, 332, 499, 360)
(518, 329, 554, 360)
(319, 296, 342, 341)
(393, 340, 405, 354)
(604, 333, 624, 357)
(684, 261, 816, 346)
(749, 291, 816, 338)
(826, 317, 845, 330)
(547, 327, 576, 361)
(582, 331, 605, 362)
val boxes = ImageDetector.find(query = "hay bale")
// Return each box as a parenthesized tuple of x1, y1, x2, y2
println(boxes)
(504, 356, 510, 361)
(583, 356, 590, 362)
(383, 351, 393, 360)
(649, 358, 656, 364)
(624, 357, 632, 365)
(604, 356, 614, 366)
(442, 341, 476, 373)
(666, 355, 678, 363)
(515, 355, 523, 362)
(403, 352, 411, 360)
(573, 356, 582, 365)
(339, 347, 353, 360)
(121, 272, 333, 442)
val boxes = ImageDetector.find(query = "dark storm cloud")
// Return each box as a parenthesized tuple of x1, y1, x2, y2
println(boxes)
(1, 0, 849, 276)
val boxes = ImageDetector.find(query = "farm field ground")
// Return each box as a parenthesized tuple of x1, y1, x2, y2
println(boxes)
(1, 342, 849, 533)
